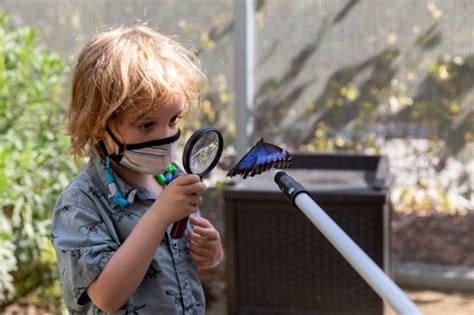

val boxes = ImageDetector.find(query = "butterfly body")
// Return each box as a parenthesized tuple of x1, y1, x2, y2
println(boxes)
(227, 138, 292, 179)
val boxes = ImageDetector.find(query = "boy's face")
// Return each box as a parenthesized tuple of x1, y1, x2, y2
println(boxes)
(103, 93, 186, 154)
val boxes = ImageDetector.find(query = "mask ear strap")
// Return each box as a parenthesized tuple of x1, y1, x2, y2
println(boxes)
(98, 140, 109, 158)
(101, 128, 124, 162)
(99, 142, 128, 208)
(106, 126, 125, 154)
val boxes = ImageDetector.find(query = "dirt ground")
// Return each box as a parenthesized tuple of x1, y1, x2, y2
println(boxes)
(387, 288, 474, 315)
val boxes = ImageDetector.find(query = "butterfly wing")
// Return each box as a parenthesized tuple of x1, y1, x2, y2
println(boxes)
(227, 138, 292, 179)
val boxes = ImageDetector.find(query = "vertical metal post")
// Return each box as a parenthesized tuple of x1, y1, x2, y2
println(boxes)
(234, 0, 255, 156)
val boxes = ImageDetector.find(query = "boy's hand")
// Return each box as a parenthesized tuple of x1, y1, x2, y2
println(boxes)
(188, 216, 224, 269)
(153, 174, 206, 225)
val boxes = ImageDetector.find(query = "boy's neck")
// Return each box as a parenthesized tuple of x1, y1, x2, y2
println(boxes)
(110, 161, 162, 197)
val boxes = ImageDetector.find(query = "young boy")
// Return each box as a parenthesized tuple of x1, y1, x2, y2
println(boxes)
(51, 25, 223, 314)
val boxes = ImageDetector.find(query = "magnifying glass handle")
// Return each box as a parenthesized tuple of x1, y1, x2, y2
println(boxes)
(170, 217, 188, 239)
(170, 175, 202, 239)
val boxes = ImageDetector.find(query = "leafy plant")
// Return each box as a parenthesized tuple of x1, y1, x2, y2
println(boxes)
(0, 12, 77, 310)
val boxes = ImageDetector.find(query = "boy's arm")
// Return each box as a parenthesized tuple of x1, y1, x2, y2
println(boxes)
(86, 206, 168, 312)
(87, 174, 205, 312)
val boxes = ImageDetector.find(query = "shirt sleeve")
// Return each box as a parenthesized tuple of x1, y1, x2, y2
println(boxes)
(51, 190, 120, 306)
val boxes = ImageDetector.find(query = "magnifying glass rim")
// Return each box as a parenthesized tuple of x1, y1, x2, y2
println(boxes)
(182, 127, 223, 177)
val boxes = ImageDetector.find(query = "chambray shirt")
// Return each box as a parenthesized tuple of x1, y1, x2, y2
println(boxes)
(51, 152, 205, 314)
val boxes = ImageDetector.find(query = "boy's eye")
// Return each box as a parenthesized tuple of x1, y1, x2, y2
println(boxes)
(140, 122, 155, 131)
(170, 115, 182, 126)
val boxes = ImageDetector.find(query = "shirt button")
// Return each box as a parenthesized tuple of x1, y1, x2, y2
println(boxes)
(184, 280, 190, 288)
(172, 241, 179, 249)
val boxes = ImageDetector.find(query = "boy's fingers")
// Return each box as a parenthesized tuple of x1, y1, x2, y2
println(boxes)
(190, 249, 209, 263)
(189, 216, 212, 228)
(190, 243, 214, 258)
(197, 263, 209, 270)
(192, 226, 219, 241)
(188, 230, 215, 249)
(182, 181, 206, 195)
(188, 195, 203, 207)
(173, 174, 201, 186)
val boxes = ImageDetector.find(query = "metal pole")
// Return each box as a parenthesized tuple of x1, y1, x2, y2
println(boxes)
(275, 171, 423, 315)
(234, 0, 255, 156)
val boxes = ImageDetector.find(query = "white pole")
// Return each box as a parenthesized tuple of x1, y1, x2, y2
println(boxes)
(234, 0, 255, 157)
(295, 193, 422, 315)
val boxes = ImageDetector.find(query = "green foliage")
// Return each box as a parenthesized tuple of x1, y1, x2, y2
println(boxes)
(0, 12, 77, 309)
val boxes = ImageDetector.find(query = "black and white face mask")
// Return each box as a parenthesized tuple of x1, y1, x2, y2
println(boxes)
(103, 126, 181, 175)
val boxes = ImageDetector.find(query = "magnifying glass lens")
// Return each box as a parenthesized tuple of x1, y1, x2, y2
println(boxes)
(189, 132, 220, 174)
(172, 127, 223, 239)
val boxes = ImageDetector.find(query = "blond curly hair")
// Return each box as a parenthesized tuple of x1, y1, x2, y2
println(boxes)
(67, 25, 206, 158)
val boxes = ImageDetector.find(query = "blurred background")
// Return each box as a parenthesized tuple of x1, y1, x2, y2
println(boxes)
(0, 0, 472, 314)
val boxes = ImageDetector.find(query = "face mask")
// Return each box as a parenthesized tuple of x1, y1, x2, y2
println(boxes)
(103, 126, 181, 175)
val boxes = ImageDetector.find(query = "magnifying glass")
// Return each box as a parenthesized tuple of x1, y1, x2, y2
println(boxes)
(170, 127, 223, 239)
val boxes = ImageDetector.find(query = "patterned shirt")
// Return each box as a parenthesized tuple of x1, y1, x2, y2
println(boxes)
(51, 152, 205, 314)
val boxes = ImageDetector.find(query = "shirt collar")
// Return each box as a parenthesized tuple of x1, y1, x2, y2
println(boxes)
(87, 150, 156, 208)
